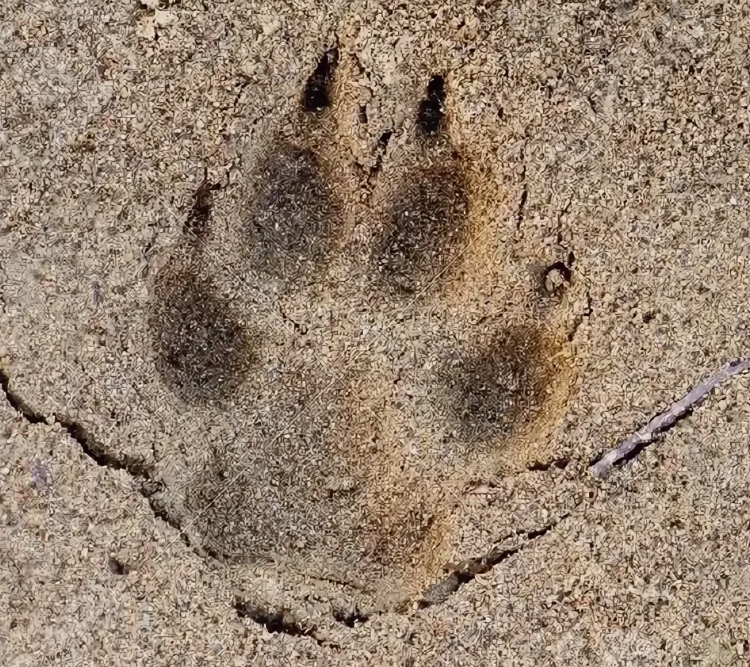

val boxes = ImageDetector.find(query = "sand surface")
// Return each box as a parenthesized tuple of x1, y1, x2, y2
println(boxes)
(2, 0, 750, 663)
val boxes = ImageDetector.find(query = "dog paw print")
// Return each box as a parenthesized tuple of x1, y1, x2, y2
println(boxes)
(148, 46, 578, 610)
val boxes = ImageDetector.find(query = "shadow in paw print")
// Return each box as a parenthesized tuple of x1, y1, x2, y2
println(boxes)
(441, 324, 560, 442)
(372, 76, 469, 295)
(149, 268, 255, 403)
(244, 49, 341, 282)
(184, 407, 368, 569)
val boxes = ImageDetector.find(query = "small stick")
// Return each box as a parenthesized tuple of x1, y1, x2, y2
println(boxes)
(590, 358, 750, 479)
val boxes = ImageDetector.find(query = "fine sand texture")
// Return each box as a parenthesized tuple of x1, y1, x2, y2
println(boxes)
(3, 0, 750, 664)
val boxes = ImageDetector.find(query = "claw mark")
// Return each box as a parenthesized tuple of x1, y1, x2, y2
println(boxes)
(516, 137, 528, 230)
(332, 607, 370, 627)
(184, 168, 221, 240)
(302, 47, 339, 113)
(417, 75, 446, 136)
(108, 557, 131, 575)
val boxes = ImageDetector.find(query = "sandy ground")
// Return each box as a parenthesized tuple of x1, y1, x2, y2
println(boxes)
(2, 0, 750, 663)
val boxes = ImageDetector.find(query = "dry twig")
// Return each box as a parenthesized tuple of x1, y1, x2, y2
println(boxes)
(590, 358, 750, 479)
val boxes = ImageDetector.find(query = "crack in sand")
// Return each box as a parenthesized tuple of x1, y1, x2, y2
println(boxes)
(0, 366, 200, 554)
(0, 367, 154, 479)
(418, 513, 572, 608)
(233, 596, 339, 648)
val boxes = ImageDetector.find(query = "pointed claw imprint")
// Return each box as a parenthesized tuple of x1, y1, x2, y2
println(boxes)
(302, 47, 340, 114)
(416, 74, 446, 136)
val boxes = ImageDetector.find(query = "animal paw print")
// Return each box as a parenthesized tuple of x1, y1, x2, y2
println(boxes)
(148, 46, 577, 610)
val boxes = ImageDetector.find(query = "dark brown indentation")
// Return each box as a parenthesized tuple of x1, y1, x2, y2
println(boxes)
(184, 171, 221, 240)
(531, 257, 574, 305)
(442, 324, 557, 441)
(332, 607, 370, 627)
(234, 597, 321, 642)
(417, 75, 446, 137)
(245, 143, 337, 280)
(149, 269, 254, 403)
(372, 162, 468, 294)
(542, 260, 572, 293)
(108, 557, 131, 575)
(302, 47, 339, 114)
